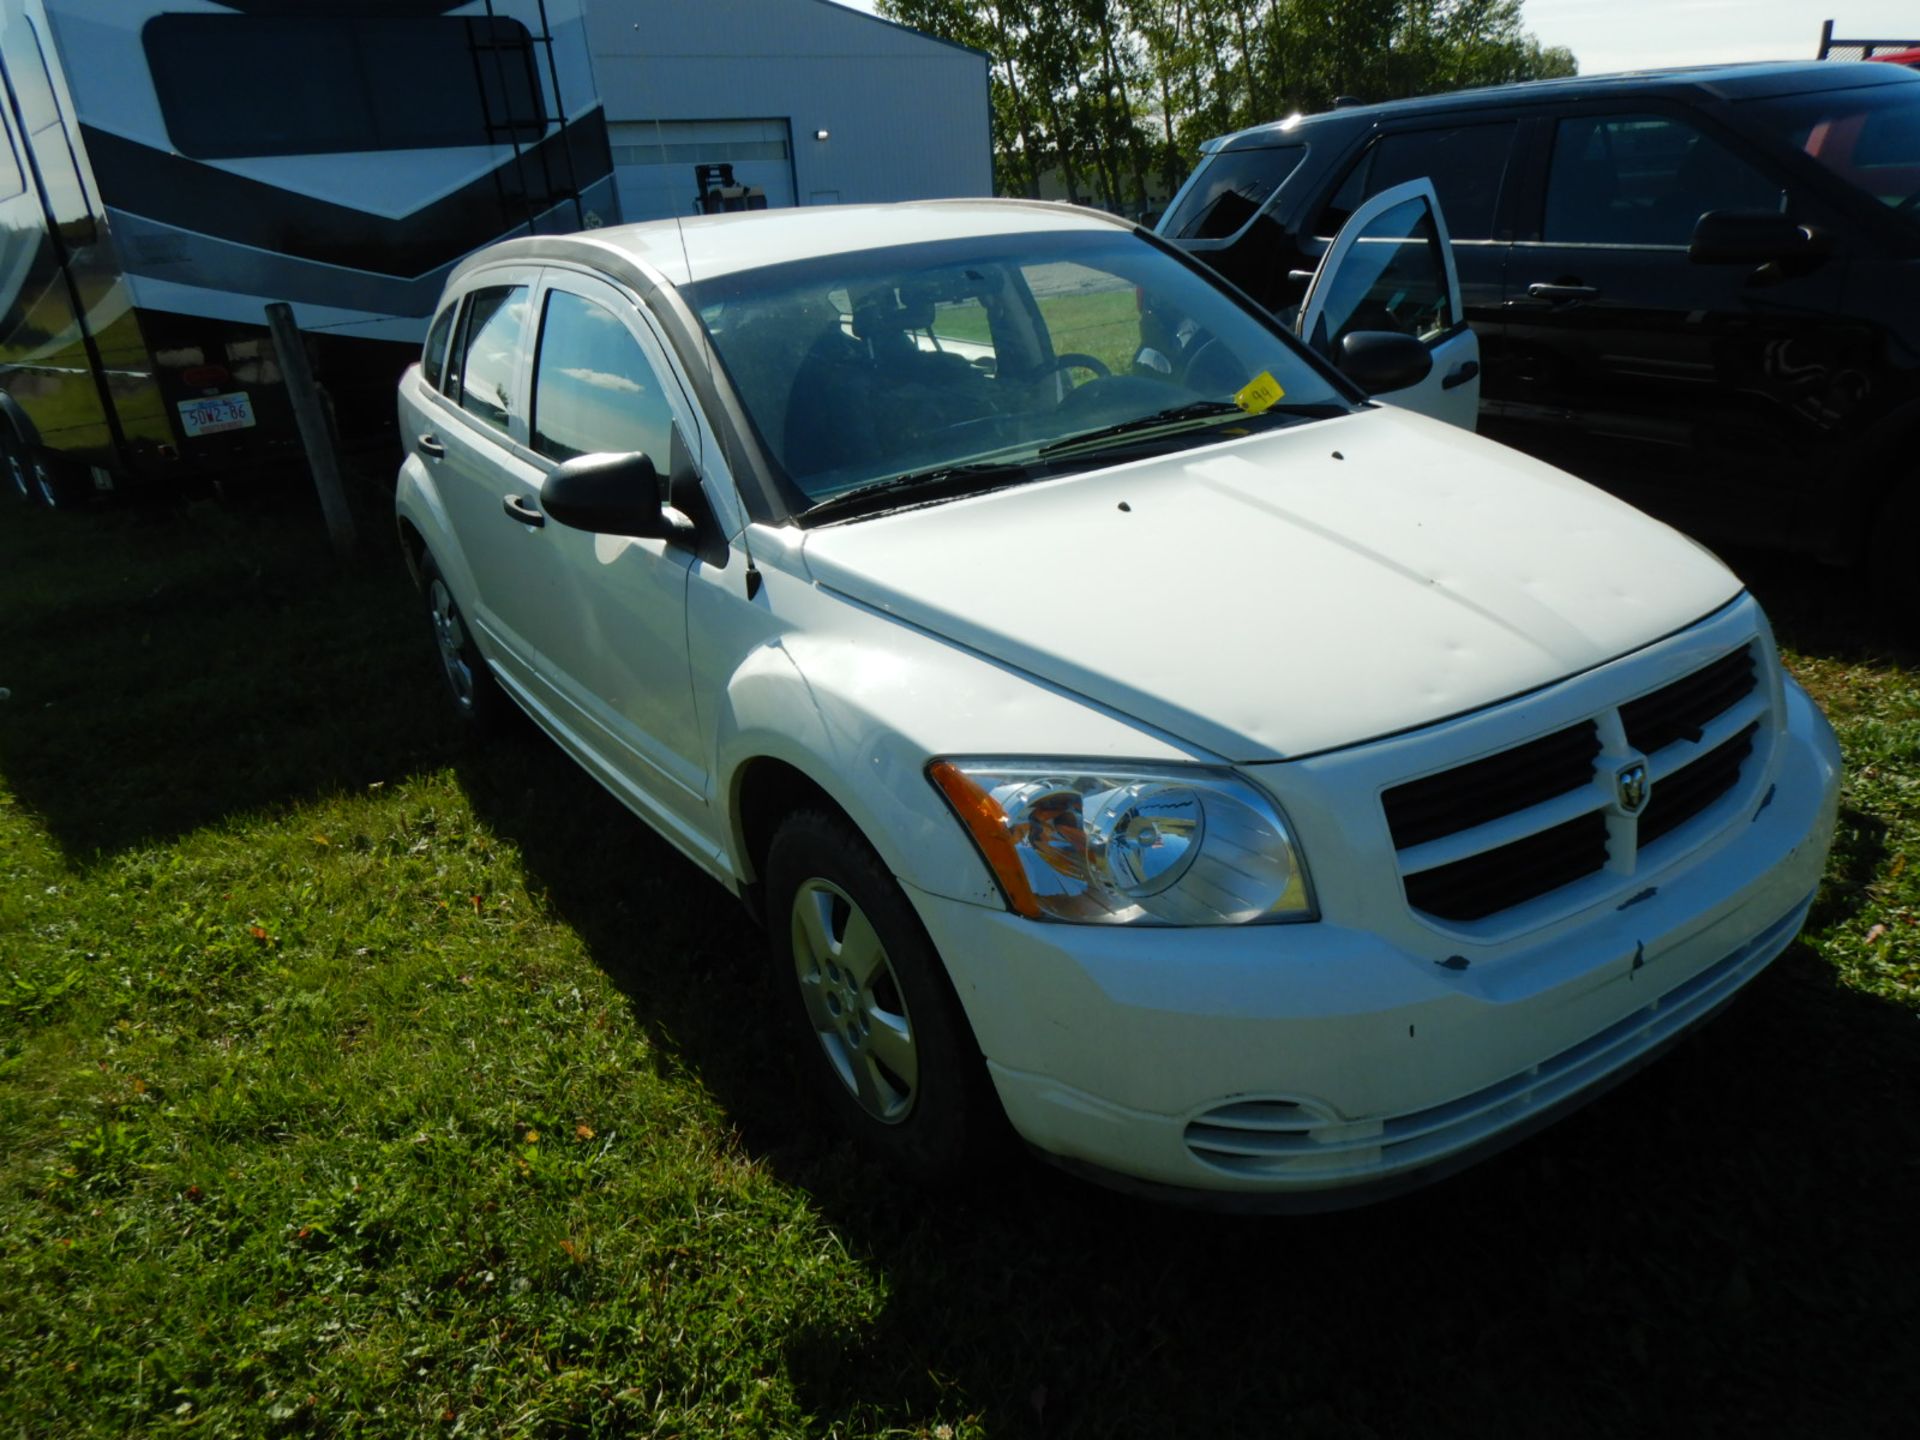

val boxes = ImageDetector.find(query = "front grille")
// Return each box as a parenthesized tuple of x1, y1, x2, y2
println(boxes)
(1622, 645, 1757, 753)
(1383, 722, 1601, 848)
(1403, 811, 1611, 922)
(1639, 723, 1758, 849)
(1384, 638, 1769, 928)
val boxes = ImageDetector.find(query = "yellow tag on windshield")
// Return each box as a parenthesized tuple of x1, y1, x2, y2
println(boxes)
(1235, 371, 1285, 414)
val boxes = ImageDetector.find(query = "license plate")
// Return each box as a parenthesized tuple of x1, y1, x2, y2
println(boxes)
(177, 391, 256, 438)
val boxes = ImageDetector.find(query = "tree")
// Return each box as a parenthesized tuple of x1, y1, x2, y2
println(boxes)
(878, 0, 1578, 205)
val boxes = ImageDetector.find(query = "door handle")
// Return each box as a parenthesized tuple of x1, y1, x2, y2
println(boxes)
(417, 433, 444, 458)
(1441, 360, 1480, 391)
(501, 493, 545, 528)
(1526, 282, 1600, 301)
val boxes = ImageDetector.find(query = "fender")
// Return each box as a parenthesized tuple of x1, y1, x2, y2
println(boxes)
(712, 636, 1003, 909)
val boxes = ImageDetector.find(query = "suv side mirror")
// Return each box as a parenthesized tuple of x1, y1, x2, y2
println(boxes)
(1689, 210, 1826, 265)
(541, 451, 694, 541)
(1335, 330, 1433, 396)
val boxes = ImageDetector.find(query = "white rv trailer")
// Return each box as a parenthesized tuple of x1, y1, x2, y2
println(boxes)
(0, 0, 617, 506)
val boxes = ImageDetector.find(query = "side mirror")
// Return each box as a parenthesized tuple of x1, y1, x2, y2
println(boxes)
(541, 451, 693, 540)
(1689, 210, 1826, 265)
(1335, 330, 1433, 396)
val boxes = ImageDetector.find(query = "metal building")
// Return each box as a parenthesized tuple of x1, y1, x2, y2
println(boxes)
(584, 0, 991, 221)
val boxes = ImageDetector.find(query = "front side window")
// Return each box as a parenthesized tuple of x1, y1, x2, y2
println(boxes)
(1322, 122, 1517, 239)
(687, 229, 1352, 516)
(1543, 114, 1786, 247)
(531, 290, 675, 464)
(454, 285, 530, 433)
(1740, 83, 1920, 218)
(1162, 144, 1306, 240)
(1307, 197, 1451, 351)
(142, 15, 545, 160)
(422, 303, 457, 392)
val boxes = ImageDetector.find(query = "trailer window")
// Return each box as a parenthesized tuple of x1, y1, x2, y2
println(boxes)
(143, 15, 546, 160)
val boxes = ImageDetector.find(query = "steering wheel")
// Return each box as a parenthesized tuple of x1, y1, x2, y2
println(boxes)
(1033, 352, 1112, 382)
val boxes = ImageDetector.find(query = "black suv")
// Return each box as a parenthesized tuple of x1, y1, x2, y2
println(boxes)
(1160, 62, 1920, 603)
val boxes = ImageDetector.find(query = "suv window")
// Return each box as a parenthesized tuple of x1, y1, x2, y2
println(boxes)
(422, 303, 457, 392)
(1321, 122, 1516, 239)
(455, 286, 530, 433)
(1740, 84, 1920, 216)
(1543, 114, 1786, 247)
(531, 289, 676, 464)
(1163, 144, 1306, 240)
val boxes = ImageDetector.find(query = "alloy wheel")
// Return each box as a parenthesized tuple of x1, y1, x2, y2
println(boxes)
(427, 577, 476, 712)
(790, 877, 919, 1124)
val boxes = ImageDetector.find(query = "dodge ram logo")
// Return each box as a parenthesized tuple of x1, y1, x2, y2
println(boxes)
(1615, 762, 1650, 816)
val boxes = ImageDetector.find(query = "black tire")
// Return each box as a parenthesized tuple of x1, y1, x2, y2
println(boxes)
(418, 552, 508, 732)
(765, 808, 1002, 1185)
(1866, 480, 1920, 625)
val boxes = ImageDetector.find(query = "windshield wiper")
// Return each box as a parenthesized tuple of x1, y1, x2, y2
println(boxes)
(1038, 398, 1347, 459)
(1038, 400, 1243, 457)
(802, 460, 1039, 525)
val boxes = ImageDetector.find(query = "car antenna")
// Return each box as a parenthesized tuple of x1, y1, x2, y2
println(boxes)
(666, 133, 763, 602)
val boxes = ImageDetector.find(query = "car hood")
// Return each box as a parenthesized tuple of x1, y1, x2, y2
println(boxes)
(798, 408, 1743, 761)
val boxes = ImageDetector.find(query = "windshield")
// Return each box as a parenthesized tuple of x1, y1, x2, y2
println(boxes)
(683, 229, 1352, 518)
(1743, 82, 1920, 216)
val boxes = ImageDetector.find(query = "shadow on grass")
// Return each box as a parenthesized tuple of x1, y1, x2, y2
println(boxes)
(1729, 545, 1919, 667)
(454, 720, 1920, 1440)
(12, 484, 1911, 1434)
(0, 482, 453, 863)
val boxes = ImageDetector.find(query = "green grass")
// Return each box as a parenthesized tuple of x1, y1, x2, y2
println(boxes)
(932, 290, 1144, 378)
(1, 483, 1916, 1437)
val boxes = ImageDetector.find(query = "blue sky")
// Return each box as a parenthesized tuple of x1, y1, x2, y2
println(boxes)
(824, 1, 1918, 78)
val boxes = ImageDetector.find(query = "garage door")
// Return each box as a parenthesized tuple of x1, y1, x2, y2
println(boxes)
(610, 119, 796, 221)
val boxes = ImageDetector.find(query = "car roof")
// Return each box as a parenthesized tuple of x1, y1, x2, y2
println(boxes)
(459, 199, 1134, 288)
(1210, 59, 1920, 152)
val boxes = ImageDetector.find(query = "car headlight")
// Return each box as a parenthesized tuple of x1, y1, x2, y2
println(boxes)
(928, 759, 1314, 925)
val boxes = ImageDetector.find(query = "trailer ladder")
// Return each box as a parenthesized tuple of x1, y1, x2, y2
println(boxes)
(467, 0, 588, 237)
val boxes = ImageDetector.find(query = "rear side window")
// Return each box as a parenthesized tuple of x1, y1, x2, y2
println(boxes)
(1543, 114, 1786, 247)
(422, 304, 457, 392)
(143, 15, 545, 160)
(1162, 144, 1305, 240)
(454, 286, 530, 433)
(1321, 122, 1516, 239)
(531, 290, 674, 464)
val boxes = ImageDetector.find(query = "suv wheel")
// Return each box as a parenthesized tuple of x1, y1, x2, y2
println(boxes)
(1, 430, 29, 504)
(29, 451, 81, 510)
(419, 553, 505, 730)
(765, 809, 999, 1184)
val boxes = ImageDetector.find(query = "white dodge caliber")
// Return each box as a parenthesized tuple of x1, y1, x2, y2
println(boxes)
(395, 199, 1840, 1209)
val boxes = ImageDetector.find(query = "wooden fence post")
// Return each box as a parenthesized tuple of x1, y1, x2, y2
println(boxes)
(264, 302, 357, 561)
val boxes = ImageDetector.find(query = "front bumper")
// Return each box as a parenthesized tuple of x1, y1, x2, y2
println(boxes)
(905, 681, 1841, 1204)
